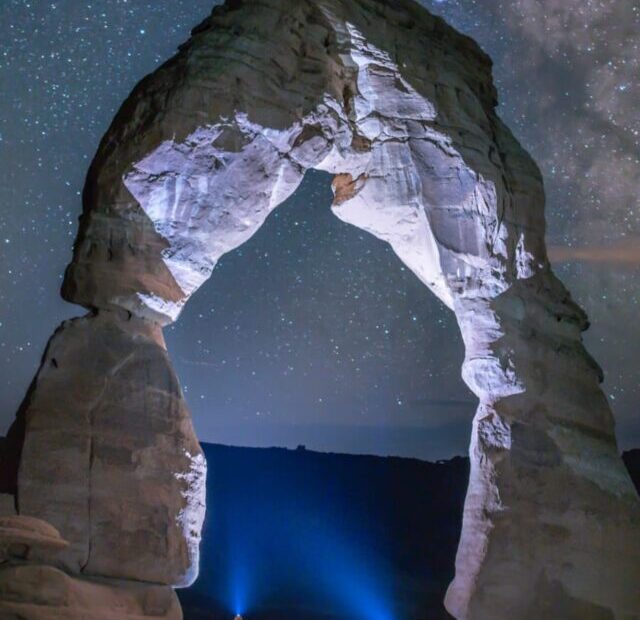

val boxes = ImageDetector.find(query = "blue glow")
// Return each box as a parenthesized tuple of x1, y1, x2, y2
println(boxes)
(180, 444, 467, 618)
(230, 560, 247, 616)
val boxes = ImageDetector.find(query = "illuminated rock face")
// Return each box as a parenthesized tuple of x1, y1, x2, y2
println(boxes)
(5, 0, 640, 618)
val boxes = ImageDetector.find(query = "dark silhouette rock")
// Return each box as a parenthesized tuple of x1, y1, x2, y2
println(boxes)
(623, 450, 640, 495)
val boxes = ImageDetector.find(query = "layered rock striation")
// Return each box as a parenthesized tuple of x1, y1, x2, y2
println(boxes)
(3, 0, 639, 618)
(0, 515, 183, 619)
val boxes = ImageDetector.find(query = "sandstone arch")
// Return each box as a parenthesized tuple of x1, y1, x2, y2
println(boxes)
(3, 0, 639, 619)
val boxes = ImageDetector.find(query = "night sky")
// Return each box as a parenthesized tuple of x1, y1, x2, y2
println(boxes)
(1, 0, 638, 460)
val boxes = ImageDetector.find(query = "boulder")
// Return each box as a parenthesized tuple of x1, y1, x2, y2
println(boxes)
(0, 564, 182, 620)
(0, 516, 68, 564)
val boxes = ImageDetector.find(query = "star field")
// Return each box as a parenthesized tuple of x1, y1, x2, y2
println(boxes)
(0, 0, 638, 459)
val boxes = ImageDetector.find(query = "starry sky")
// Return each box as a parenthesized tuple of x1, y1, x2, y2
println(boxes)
(0, 0, 638, 460)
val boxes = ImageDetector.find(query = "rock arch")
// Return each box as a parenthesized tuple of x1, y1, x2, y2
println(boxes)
(3, 0, 639, 618)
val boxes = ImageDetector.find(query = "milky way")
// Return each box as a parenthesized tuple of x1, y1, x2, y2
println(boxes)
(1, 0, 638, 459)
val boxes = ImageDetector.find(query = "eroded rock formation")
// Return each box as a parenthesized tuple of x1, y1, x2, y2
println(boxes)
(0, 515, 182, 619)
(2, 0, 639, 618)
(17, 311, 205, 585)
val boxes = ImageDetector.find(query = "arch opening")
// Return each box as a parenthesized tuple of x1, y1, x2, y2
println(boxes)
(165, 167, 473, 459)
(164, 165, 476, 617)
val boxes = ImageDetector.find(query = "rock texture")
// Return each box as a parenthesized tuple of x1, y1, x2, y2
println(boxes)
(17, 310, 205, 586)
(0, 495, 16, 518)
(0, 516, 68, 564)
(0, 565, 182, 620)
(0, 516, 182, 620)
(4, 0, 639, 618)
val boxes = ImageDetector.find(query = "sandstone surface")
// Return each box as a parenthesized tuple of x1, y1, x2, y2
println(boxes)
(0, 516, 68, 564)
(0, 564, 182, 620)
(17, 310, 205, 586)
(0, 517, 182, 620)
